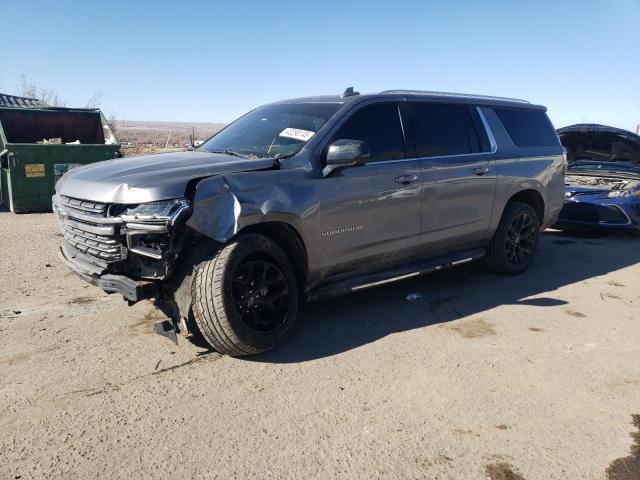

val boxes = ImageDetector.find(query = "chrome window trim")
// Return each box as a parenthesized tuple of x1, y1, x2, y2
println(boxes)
(401, 105, 497, 164)
(397, 103, 407, 151)
(415, 150, 494, 162)
(476, 107, 498, 154)
(361, 157, 417, 167)
(320, 102, 500, 167)
(362, 106, 499, 166)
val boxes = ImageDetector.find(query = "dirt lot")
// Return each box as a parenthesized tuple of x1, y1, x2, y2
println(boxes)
(115, 120, 225, 155)
(0, 212, 638, 480)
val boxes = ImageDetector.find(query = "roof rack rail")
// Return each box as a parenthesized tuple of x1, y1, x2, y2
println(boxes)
(379, 90, 530, 104)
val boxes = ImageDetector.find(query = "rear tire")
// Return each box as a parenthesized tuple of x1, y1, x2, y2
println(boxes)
(192, 233, 299, 356)
(485, 201, 541, 275)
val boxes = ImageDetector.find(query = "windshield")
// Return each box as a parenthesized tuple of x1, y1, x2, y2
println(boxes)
(200, 102, 342, 159)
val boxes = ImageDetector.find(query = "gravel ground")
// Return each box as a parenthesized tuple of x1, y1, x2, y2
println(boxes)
(0, 211, 638, 480)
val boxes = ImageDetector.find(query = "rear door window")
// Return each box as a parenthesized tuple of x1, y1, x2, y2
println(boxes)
(410, 103, 481, 157)
(331, 103, 405, 162)
(494, 108, 559, 147)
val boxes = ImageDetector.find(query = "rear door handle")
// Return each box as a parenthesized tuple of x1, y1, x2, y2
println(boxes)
(472, 167, 490, 176)
(395, 174, 419, 185)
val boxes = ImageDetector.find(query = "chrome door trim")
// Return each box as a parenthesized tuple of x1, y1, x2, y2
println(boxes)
(476, 107, 498, 153)
(360, 157, 417, 167)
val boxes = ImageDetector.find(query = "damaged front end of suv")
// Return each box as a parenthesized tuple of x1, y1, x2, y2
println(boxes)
(53, 194, 192, 301)
(52, 160, 287, 342)
(556, 124, 640, 235)
(51, 99, 333, 349)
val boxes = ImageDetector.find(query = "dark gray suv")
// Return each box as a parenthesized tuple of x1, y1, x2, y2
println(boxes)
(53, 89, 565, 356)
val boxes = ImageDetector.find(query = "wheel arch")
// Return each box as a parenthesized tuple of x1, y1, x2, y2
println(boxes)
(507, 189, 545, 222)
(235, 221, 309, 287)
(164, 220, 308, 334)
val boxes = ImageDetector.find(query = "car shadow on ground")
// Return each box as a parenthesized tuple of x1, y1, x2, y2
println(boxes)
(240, 230, 639, 364)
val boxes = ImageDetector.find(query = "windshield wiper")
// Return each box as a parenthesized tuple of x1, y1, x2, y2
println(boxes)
(209, 148, 257, 159)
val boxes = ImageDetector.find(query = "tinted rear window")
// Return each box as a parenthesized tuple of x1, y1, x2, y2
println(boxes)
(411, 103, 482, 157)
(494, 108, 558, 147)
(331, 103, 405, 162)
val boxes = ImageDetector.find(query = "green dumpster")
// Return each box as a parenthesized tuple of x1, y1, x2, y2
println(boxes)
(0, 105, 121, 213)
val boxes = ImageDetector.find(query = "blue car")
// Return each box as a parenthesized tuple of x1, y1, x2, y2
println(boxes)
(555, 124, 640, 236)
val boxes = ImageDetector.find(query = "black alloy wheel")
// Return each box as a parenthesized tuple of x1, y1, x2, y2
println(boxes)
(485, 201, 541, 275)
(504, 211, 537, 266)
(231, 258, 290, 333)
(192, 233, 299, 356)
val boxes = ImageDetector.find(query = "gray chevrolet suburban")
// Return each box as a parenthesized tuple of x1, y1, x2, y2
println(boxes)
(53, 89, 565, 356)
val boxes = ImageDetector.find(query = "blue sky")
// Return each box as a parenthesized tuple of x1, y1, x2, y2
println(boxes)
(1, 0, 639, 131)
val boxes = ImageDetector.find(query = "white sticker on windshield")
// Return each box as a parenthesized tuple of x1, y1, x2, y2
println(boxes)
(279, 128, 315, 142)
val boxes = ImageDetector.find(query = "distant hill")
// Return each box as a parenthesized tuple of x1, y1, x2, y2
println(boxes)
(115, 120, 226, 155)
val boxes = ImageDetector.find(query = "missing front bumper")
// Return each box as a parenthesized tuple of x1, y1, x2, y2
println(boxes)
(58, 245, 158, 302)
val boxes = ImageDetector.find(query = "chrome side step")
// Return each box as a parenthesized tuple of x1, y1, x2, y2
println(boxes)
(307, 248, 485, 301)
(351, 271, 422, 291)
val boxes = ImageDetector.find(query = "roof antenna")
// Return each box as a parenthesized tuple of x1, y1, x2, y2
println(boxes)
(342, 87, 359, 97)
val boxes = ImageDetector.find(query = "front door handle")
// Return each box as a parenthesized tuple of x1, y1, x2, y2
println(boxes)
(395, 174, 419, 185)
(472, 167, 490, 176)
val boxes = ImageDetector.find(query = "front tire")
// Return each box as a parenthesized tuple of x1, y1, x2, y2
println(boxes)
(192, 233, 299, 356)
(485, 201, 541, 275)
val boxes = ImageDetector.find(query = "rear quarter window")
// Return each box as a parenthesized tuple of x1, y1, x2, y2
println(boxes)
(494, 108, 559, 147)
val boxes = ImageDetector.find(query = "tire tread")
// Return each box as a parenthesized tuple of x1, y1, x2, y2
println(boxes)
(191, 234, 296, 356)
(485, 201, 540, 275)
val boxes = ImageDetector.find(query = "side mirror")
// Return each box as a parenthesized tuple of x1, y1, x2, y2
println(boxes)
(322, 139, 369, 177)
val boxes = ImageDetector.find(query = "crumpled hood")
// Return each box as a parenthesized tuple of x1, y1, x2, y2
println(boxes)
(55, 150, 275, 204)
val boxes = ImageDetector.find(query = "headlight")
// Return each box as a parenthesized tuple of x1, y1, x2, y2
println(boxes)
(607, 190, 640, 198)
(122, 199, 190, 223)
(122, 199, 191, 260)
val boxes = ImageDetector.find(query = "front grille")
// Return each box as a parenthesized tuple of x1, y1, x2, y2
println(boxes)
(62, 223, 126, 262)
(559, 203, 599, 223)
(57, 196, 127, 264)
(559, 202, 628, 225)
(59, 195, 107, 216)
